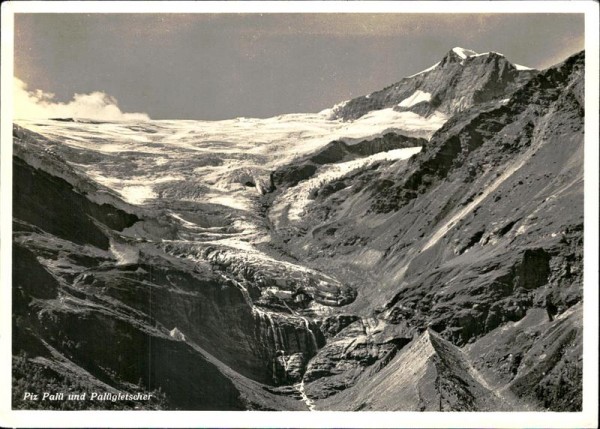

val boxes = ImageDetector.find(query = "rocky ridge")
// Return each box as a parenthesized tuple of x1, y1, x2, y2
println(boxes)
(328, 47, 536, 121)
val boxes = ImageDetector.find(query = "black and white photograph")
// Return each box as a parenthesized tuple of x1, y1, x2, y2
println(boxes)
(1, 2, 598, 427)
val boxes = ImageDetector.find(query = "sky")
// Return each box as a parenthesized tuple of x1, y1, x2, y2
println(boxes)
(14, 13, 585, 121)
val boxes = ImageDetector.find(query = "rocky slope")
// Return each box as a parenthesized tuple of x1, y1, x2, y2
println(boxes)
(268, 50, 583, 410)
(11, 48, 583, 411)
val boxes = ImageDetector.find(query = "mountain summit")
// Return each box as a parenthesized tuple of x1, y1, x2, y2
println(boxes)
(448, 46, 479, 59)
(328, 47, 537, 121)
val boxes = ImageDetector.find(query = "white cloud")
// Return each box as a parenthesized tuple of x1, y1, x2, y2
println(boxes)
(13, 77, 150, 121)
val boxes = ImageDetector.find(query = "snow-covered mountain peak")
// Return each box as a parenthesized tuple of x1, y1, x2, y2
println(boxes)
(444, 48, 532, 68)
(445, 48, 508, 66)
(451, 47, 478, 59)
(328, 46, 538, 122)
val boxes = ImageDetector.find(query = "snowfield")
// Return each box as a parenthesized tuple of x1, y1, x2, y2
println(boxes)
(398, 90, 432, 108)
(14, 113, 434, 294)
(16, 111, 445, 209)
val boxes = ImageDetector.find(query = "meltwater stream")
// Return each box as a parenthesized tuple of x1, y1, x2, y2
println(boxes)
(295, 380, 317, 411)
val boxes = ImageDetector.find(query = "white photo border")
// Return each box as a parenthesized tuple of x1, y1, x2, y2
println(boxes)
(1, 2, 598, 428)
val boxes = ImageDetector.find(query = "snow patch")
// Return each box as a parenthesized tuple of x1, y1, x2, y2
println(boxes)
(169, 327, 186, 341)
(515, 63, 533, 71)
(109, 240, 139, 265)
(452, 47, 478, 59)
(398, 90, 432, 108)
(118, 185, 156, 205)
(470, 51, 505, 58)
(407, 62, 440, 78)
(515, 225, 528, 236)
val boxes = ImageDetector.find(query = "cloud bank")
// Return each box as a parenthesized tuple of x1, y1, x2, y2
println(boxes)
(13, 77, 150, 121)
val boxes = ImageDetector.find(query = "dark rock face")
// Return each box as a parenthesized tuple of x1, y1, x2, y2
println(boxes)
(319, 315, 361, 338)
(27, 309, 245, 410)
(12, 49, 584, 412)
(13, 157, 139, 250)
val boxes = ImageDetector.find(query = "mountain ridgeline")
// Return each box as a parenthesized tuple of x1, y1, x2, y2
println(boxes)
(12, 48, 583, 411)
(327, 47, 536, 121)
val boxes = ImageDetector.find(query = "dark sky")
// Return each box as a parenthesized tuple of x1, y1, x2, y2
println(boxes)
(15, 13, 585, 120)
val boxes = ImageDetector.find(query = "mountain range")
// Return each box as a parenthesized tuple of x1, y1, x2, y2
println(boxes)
(12, 47, 584, 411)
